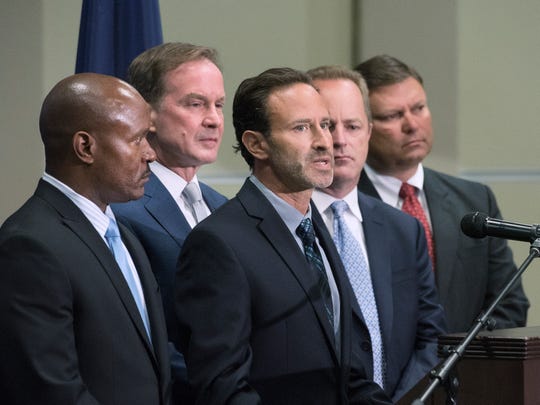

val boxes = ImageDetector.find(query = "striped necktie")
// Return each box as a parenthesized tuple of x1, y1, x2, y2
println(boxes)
(296, 218, 334, 329)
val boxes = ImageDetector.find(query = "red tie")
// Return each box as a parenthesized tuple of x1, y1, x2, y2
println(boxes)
(399, 183, 436, 271)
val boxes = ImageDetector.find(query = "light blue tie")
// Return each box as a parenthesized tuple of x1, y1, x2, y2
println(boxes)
(105, 218, 152, 341)
(331, 200, 385, 387)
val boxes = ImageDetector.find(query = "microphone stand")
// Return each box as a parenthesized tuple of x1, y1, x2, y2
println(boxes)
(411, 238, 540, 405)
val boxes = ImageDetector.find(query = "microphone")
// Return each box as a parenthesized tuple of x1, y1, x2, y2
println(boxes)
(461, 211, 540, 242)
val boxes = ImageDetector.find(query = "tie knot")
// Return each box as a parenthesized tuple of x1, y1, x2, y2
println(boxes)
(330, 200, 348, 218)
(182, 182, 203, 204)
(296, 218, 316, 245)
(399, 182, 417, 199)
(105, 218, 121, 239)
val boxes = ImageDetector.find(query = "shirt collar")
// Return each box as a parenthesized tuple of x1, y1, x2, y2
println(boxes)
(150, 160, 200, 197)
(42, 172, 111, 238)
(312, 187, 363, 223)
(364, 163, 425, 206)
(249, 175, 308, 234)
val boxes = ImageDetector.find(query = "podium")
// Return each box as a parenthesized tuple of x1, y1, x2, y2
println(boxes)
(398, 326, 540, 405)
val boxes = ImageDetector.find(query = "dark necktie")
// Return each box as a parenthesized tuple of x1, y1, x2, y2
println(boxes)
(399, 182, 436, 270)
(182, 182, 208, 224)
(296, 218, 334, 328)
(105, 218, 152, 340)
(331, 200, 385, 387)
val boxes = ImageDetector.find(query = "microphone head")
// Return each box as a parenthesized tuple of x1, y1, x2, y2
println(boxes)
(461, 211, 489, 238)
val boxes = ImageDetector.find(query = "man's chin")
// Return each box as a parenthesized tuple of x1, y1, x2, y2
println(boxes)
(312, 172, 334, 189)
(131, 190, 145, 201)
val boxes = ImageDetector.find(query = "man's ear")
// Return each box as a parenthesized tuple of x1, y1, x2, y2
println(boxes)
(242, 130, 269, 161)
(73, 131, 96, 164)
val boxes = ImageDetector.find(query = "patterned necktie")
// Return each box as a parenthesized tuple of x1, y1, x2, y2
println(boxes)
(399, 183, 436, 270)
(105, 218, 152, 340)
(296, 218, 334, 329)
(331, 200, 385, 387)
(182, 182, 208, 224)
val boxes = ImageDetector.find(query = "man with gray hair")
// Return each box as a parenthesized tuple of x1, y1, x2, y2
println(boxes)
(112, 42, 228, 403)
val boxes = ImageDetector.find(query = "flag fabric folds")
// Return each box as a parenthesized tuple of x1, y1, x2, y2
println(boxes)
(75, 0, 163, 80)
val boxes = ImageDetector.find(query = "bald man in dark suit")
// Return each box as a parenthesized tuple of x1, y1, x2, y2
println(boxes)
(0, 73, 170, 404)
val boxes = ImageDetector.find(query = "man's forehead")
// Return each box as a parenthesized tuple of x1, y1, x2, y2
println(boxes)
(164, 60, 224, 92)
(268, 83, 323, 110)
(370, 80, 426, 108)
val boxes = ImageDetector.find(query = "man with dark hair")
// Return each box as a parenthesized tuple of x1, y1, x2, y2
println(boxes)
(355, 54, 529, 333)
(174, 67, 391, 404)
(307, 65, 446, 401)
(112, 42, 228, 402)
(0, 73, 170, 404)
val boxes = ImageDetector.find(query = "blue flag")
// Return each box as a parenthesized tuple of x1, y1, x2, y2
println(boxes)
(75, 0, 163, 80)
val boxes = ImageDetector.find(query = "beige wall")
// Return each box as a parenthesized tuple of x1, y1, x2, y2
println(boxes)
(456, 1, 540, 325)
(1, 2, 46, 221)
(1, 0, 539, 323)
(358, 0, 458, 174)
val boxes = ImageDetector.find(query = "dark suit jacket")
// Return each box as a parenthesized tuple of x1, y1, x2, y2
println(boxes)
(174, 179, 392, 405)
(112, 172, 227, 337)
(0, 180, 170, 405)
(359, 168, 529, 333)
(112, 172, 227, 402)
(314, 191, 446, 401)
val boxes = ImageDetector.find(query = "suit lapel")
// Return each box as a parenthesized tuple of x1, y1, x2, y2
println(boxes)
(65, 217, 155, 349)
(311, 208, 354, 360)
(360, 168, 459, 309)
(237, 180, 338, 358)
(143, 174, 192, 246)
(358, 170, 382, 199)
(423, 170, 459, 306)
(36, 181, 159, 357)
(122, 225, 169, 379)
(357, 193, 394, 352)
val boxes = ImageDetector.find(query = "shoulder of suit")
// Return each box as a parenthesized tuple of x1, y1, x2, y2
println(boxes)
(357, 189, 384, 206)
(424, 167, 491, 192)
(357, 190, 417, 224)
(199, 181, 228, 201)
(110, 198, 147, 217)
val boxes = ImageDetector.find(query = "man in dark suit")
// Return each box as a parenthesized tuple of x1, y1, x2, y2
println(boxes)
(355, 55, 529, 333)
(111, 43, 227, 402)
(173, 67, 392, 404)
(0, 73, 170, 404)
(307, 65, 446, 401)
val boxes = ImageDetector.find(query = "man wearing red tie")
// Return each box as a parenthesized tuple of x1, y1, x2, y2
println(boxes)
(355, 55, 529, 333)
